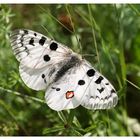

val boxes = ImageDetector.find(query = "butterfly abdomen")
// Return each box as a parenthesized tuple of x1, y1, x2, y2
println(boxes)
(54, 54, 81, 82)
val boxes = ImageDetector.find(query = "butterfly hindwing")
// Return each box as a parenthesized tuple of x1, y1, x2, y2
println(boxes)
(45, 65, 87, 111)
(45, 60, 118, 111)
(19, 64, 57, 91)
(80, 61, 118, 110)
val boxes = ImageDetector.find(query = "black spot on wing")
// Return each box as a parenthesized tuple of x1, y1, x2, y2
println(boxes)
(20, 38, 24, 43)
(97, 87, 105, 93)
(24, 30, 28, 34)
(95, 96, 100, 99)
(78, 80, 85, 85)
(111, 89, 116, 93)
(95, 76, 103, 84)
(51, 87, 61, 91)
(56, 88, 60, 91)
(34, 33, 37, 36)
(87, 69, 95, 77)
(39, 36, 46, 46)
(29, 38, 34, 46)
(41, 74, 45, 78)
(104, 96, 107, 100)
(41, 73, 47, 84)
(43, 54, 50, 62)
(50, 42, 58, 51)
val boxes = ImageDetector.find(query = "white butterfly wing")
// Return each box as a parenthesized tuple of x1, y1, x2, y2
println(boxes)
(19, 64, 58, 91)
(45, 65, 87, 111)
(80, 61, 118, 110)
(11, 29, 73, 90)
(45, 60, 118, 111)
(19, 54, 78, 91)
(10, 29, 72, 69)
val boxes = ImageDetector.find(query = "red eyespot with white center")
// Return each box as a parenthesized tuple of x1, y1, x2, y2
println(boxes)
(65, 91, 74, 99)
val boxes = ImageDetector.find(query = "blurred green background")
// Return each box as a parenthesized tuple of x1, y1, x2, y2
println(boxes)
(0, 4, 140, 136)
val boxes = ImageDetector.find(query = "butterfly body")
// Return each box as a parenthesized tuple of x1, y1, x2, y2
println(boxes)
(10, 29, 118, 111)
(54, 53, 82, 82)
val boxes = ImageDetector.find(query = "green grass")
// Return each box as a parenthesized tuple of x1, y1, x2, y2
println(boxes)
(0, 4, 140, 136)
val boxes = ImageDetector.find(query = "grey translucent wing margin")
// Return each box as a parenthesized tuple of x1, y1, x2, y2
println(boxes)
(10, 29, 71, 52)
(10, 29, 73, 69)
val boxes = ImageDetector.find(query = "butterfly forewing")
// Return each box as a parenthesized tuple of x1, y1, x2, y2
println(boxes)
(10, 29, 72, 69)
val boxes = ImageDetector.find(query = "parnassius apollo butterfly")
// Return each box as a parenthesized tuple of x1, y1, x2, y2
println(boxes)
(10, 29, 118, 111)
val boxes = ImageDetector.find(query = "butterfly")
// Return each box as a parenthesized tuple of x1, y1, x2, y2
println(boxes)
(10, 29, 118, 111)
